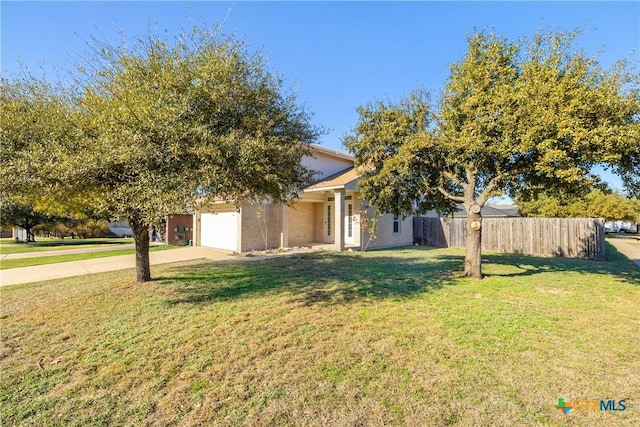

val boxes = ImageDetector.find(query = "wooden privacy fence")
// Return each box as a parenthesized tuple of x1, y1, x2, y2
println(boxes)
(413, 217, 606, 260)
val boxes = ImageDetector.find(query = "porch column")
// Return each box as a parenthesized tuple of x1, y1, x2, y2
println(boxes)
(193, 212, 199, 246)
(334, 189, 345, 251)
(280, 203, 289, 248)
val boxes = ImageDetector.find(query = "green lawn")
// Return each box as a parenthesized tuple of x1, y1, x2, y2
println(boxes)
(0, 244, 180, 270)
(1, 246, 638, 426)
(0, 238, 135, 254)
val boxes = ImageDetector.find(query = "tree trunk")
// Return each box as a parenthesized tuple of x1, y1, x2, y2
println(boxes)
(464, 212, 483, 279)
(24, 217, 35, 242)
(129, 214, 151, 282)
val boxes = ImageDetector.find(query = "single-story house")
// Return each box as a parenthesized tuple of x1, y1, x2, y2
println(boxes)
(193, 145, 414, 252)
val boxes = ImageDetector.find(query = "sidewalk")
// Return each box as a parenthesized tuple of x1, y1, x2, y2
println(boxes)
(606, 238, 640, 268)
(0, 246, 233, 287)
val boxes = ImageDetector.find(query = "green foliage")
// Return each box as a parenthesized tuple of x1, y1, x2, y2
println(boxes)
(516, 189, 640, 221)
(616, 142, 640, 198)
(344, 33, 640, 213)
(344, 90, 456, 217)
(345, 29, 639, 277)
(346, 30, 639, 215)
(0, 78, 80, 201)
(70, 27, 319, 226)
(2, 24, 321, 281)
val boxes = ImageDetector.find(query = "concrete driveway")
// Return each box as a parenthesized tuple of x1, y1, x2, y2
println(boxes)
(0, 246, 233, 287)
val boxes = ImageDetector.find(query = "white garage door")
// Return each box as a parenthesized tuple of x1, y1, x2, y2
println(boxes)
(200, 212, 238, 251)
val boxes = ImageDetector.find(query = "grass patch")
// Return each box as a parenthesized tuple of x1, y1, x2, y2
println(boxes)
(1, 247, 638, 426)
(0, 238, 135, 254)
(0, 245, 178, 269)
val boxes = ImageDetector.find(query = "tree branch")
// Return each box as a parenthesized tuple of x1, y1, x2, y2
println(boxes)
(443, 171, 465, 188)
(478, 173, 506, 206)
(464, 167, 477, 201)
(437, 186, 465, 203)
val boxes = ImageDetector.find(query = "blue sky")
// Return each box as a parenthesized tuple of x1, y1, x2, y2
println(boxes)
(2, 1, 638, 192)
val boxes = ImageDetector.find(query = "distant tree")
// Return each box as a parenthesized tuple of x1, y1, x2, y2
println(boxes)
(516, 189, 640, 222)
(73, 218, 112, 239)
(345, 30, 639, 279)
(0, 202, 55, 242)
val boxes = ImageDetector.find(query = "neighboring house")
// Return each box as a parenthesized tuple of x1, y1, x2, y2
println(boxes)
(108, 222, 133, 238)
(166, 214, 193, 245)
(1, 227, 27, 240)
(450, 204, 521, 218)
(193, 145, 414, 252)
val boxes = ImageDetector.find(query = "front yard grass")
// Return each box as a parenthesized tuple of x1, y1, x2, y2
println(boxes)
(0, 238, 135, 255)
(0, 244, 180, 270)
(1, 246, 638, 426)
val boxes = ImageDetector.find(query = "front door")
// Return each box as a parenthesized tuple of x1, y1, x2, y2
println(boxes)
(345, 203, 354, 244)
(324, 202, 334, 243)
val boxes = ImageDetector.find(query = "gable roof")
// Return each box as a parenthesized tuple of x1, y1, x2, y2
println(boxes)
(303, 166, 360, 193)
(310, 144, 355, 162)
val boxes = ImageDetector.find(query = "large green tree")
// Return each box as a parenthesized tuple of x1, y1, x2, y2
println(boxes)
(3, 27, 320, 282)
(345, 31, 639, 278)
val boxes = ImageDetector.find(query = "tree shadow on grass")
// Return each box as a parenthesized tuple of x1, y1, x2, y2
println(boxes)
(433, 242, 639, 284)
(158, 248, 462, 306)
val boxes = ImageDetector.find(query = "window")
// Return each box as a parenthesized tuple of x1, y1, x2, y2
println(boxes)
(347, 204, 353, 238)
(393, 215, 400, 234)
(327, 205, 331, 236)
